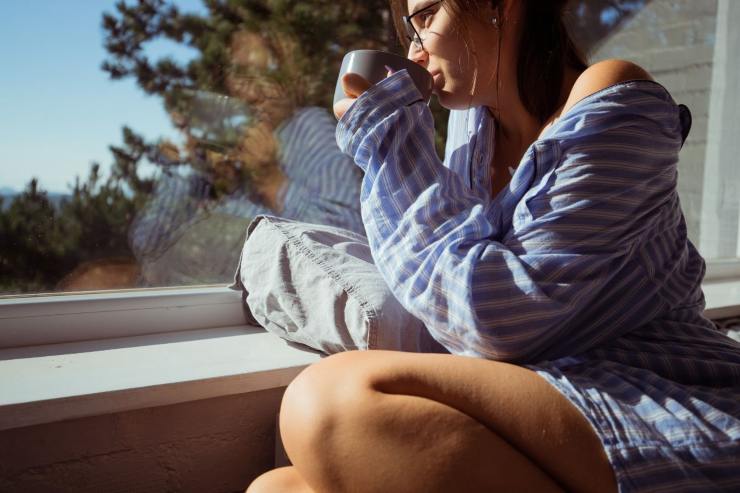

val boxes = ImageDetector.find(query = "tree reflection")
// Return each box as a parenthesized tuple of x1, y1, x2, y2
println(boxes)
(567, 0, 652, 54)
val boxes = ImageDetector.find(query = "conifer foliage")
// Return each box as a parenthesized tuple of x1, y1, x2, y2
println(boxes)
(0, 0, 392, 294)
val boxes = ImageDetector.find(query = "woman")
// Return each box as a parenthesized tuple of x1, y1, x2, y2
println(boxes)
(248, 1, 740, 491)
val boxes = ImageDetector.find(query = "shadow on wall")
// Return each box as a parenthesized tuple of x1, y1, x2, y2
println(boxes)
(567, 0, 653, 55)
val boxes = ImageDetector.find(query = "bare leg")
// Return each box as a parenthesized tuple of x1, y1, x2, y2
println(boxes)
(249, 350, 617, 493)
(247, 466, 314, 493)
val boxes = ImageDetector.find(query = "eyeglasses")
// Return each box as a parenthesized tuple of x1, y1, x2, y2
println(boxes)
(402, 0, 443, 52)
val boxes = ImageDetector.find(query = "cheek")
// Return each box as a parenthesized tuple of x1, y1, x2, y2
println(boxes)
(427, 35, 473, 78)
(437, 58, 474, 95)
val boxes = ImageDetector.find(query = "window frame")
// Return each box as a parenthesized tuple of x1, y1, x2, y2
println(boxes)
(0, 286, 248, 349)
(704, 258, 740, 282)
(1, 259, 739, 349)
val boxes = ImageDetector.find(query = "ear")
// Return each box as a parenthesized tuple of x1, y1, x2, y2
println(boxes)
(480, 1, 512, 29)
(481, 1, 501, 23)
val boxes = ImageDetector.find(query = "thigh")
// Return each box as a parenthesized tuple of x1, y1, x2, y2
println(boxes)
(281, 350, 617, 493)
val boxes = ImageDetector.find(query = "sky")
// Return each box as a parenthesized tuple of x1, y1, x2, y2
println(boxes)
(0, 0, 205, 193)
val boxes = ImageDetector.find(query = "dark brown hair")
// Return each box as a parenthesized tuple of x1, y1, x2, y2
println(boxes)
(389, 0, 587, 124)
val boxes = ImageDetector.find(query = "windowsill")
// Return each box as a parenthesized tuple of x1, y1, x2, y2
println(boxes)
(0, 325, 320, 431)
(1, 278, 739, 432)
(703, 277, 740, 319)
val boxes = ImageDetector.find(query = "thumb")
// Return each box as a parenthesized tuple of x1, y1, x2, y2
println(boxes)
(341, 72, 373, 98)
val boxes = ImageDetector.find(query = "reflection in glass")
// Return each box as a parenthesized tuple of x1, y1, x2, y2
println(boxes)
(99, 1, 388, 290)
(567, 0, 652, 54)
(568, 0, 739, 259)
(130, 30, 366, 286)
(0, 0, 389, 294)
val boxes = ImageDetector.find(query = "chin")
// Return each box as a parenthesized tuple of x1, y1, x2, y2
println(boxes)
(435, 90, 476, 111)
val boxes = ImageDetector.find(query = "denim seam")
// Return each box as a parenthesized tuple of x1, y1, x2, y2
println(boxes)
(263, 216, 380, 350)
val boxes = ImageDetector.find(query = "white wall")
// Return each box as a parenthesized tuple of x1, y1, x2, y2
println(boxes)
(587, 0, 719, 252)
(701, 0, 740, 259)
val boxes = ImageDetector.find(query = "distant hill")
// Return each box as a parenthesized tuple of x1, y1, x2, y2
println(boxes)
(0, 187, 70, 211)
(0, 187, 16, 210)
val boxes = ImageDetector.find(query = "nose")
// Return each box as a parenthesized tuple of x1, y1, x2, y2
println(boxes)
(407, 43, 429, 69)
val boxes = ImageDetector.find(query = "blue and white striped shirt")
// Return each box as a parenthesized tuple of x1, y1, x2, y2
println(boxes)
(337, 71, 740, 492)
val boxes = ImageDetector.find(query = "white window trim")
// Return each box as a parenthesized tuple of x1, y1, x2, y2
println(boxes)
(1, 259, 739, 349)
(704, 258, 740, 282)
(0, 285, 248, 348)
(1, 262, 738, 432)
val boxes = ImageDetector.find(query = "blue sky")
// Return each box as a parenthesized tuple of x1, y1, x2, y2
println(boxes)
(0, 1, 205, 193)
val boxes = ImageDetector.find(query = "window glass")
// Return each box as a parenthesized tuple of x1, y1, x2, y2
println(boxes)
(0, 0, 737, 296)
(568, 0, 740, 261)
(0, 0, 391, 294)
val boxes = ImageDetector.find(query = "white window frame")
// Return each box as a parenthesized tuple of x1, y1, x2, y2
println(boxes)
(1, 258, 739, 349)
(0, 286, 248, 348)
(702, 258, 740, 320)
(0, 260, 738, 433)
(705, 258, 740, 282)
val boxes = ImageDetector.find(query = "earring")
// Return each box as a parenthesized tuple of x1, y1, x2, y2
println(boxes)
(491, 16, 498, 27)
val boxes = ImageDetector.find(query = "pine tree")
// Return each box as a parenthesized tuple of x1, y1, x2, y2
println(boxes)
(101, 0, 394, 109)
(0, 179, 67, 293)
(0, 128, 154, 294)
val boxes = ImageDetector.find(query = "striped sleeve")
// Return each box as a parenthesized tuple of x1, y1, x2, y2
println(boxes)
(129, 172, 209, 260)
(130, 170, 269, 261)
(337, 72, 685, 362)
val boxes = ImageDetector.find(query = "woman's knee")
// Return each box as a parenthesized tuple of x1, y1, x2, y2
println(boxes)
(279, 351, 375, 452)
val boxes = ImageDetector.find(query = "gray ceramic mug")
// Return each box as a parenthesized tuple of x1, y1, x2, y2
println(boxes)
(333, 50, 434, 110)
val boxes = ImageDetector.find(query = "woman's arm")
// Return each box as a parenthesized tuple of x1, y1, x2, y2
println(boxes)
(337, 70, 685, 363)
(130, 170, 272, 261)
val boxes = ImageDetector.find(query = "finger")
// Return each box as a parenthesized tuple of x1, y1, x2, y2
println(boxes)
(341, 73, 372, 99)
(333, 97, 356, 120)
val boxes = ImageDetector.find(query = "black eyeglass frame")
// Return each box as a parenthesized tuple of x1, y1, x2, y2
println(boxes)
(402, 0, 443, 51)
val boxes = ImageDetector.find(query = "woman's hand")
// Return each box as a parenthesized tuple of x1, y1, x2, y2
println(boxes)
(239, 120, 279, 168)
(157, 139, 182, 163)
(333, 73, 372, 120)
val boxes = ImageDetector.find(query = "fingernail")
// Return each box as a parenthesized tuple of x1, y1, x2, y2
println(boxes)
(385, 65, 395, 75)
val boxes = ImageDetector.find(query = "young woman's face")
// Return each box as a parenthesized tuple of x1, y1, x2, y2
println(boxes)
(405, 0, 501, 109)
(226, 31, 292, 126)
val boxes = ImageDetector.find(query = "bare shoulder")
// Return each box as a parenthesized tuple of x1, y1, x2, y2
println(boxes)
(561, 59, 654, 116)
